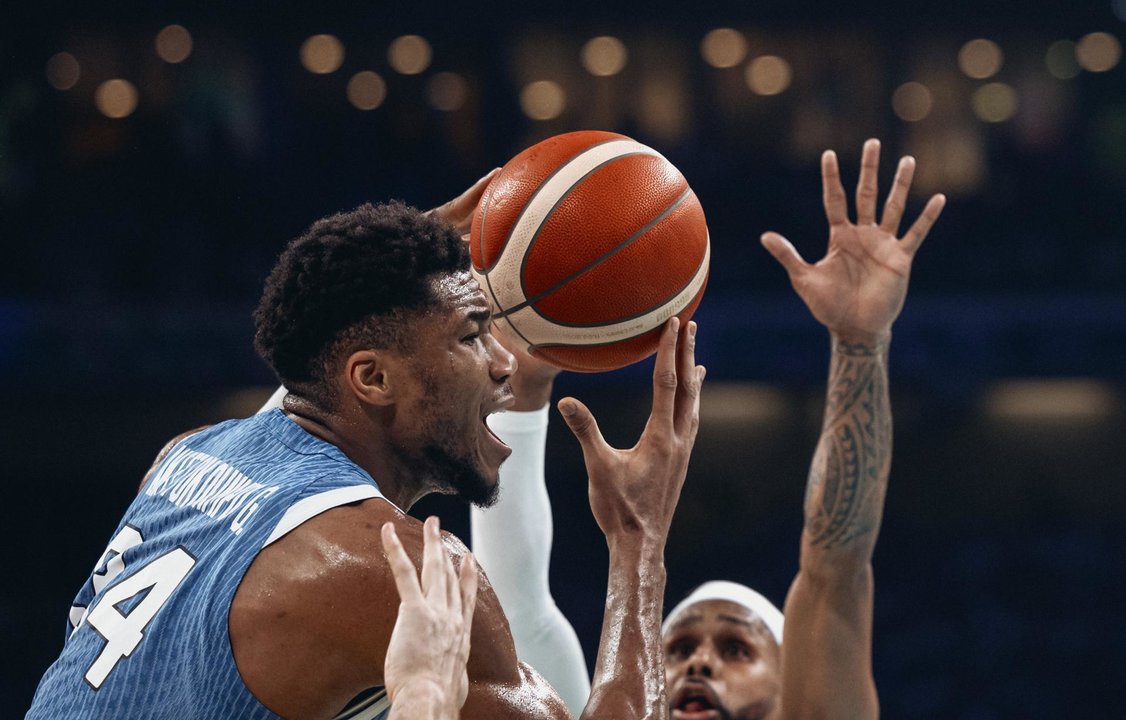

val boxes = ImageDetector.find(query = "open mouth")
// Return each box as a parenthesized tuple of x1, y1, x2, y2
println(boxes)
(671, 685, 721, 720)
(479, 411, 511, 458)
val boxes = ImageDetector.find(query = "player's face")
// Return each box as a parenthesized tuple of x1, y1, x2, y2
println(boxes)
(392, 271, 516, 507)
(664, 600, 782, 720)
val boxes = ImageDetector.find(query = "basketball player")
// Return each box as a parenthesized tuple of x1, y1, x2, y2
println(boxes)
(471, 139, 946, 720)
(26, 183, 706, 718)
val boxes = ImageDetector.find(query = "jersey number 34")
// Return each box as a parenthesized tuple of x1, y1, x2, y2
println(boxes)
(70, 526, 197, 689)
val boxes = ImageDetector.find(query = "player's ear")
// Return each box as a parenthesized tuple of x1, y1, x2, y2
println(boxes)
(345, 349, 399, 406)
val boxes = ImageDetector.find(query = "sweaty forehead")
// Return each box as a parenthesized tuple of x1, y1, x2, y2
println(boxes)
(430, 271, 489, 313)
(666, 600, 763, 636)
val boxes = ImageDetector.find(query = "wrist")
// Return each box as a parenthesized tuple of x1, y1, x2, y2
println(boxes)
(606, 531, 667, 563)
(830, 330, 890, 354)
(390, 678, 459, 716)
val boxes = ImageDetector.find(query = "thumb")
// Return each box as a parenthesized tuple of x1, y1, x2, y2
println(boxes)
(557, 397, 605, 451)
(760, 232, 808, 279)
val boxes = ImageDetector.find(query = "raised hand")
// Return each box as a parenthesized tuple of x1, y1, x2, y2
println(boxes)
(382, 517, 478, 718)
(761, 139, 946, 344)
(557, 318, 704, 543)
(427, 168, 501, 235)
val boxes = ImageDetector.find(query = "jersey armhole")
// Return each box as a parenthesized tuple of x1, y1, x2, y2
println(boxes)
(262, 485, 383, 548)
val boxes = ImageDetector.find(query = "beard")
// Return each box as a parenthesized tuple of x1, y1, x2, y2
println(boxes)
(411, 367, 501, 508)
(422, 441, 499, 508)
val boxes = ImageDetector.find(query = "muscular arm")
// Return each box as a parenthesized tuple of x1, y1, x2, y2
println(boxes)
(761, 139, 945, 720)
(780, 334, 888, 720)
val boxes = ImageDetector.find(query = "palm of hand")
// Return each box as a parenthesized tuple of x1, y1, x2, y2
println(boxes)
(586, 439, 684, 537)
(383, 597, 468, 705)
(796, 223, 911, 341)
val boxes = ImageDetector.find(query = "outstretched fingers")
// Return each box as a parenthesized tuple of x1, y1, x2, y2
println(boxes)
(457, 553, 478, 639)
(899, 193, 947, 257)
(419, 516, 450, 608)
(760, 232, 809, 281)
(674, 320, 704, 436)
(880, 155, 916, 236)
(855, 138, 881, 225)
(648, 317, 682, 434)
(821, 150, 849, 228)
(381, 522, 424, 606)
(558, 396, 608, 454)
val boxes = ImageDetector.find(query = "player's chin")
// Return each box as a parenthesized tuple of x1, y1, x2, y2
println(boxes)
(458, 465, 500, 508)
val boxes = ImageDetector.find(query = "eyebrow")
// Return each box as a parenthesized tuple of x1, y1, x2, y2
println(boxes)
(466, 308, 491, 324)
(667, 615, 702, 632)
(667, 612, 757, 634)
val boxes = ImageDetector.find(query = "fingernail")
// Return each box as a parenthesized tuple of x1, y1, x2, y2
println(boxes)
(559, 400, 576, 417)
(670, 317, 680, 333)
(688, 321, 697, 339)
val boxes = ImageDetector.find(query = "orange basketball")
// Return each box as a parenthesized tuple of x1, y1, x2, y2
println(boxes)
(470, 130, 710, 372)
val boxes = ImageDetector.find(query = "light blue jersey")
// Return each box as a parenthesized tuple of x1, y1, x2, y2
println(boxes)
(27, 410, 392, 720)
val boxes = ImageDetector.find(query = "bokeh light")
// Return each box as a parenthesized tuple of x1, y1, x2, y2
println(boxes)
(745, 55, 792, 95)
(95, 79, 139, 118)
(155, 24, 193, 64)
(426, 72, 469, 111)
(1045, 40, 1081, 79)
(520, 80, 566, 120)
(700, 28, 748, 68)
(972, 82, 1018, 123)
(581, 36, 628, 77)
(1114, 0, 1126, 22)
(300, 34, 345, 74)
(45, 52, 80, 91)
(388, 35, 432, 75)
(958, 38, 1004, 79)
(892, 82, 933, 122)
(1076, 32, 1122, 72)
(346, 71, 387, 110)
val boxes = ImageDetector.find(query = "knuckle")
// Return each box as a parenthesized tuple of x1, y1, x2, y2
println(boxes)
(655, 369, 679, 390)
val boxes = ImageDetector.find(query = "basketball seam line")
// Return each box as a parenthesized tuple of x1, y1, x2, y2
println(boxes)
(477, 135, 629, 275)
(526, 232, 709, 341)
(495, 185, 694, 324)
(479, 138, 637, 338)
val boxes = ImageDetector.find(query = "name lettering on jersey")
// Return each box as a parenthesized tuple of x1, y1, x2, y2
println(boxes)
(145, 446, 279, 535)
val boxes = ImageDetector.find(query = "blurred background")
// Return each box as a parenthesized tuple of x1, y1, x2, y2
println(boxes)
(3, 1, 1124, 717)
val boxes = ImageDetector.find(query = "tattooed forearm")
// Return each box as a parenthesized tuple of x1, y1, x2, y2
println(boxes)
(803, 335, 891, 554)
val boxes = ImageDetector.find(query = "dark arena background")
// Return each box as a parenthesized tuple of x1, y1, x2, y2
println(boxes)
(3, 1, 1125, 717)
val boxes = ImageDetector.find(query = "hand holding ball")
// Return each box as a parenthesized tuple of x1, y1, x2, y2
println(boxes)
(470, 130, 710, 372)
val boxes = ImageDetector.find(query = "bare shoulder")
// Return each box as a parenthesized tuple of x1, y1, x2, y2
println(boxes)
(230, 497, 408, 717)
(231, 498, 566, 719)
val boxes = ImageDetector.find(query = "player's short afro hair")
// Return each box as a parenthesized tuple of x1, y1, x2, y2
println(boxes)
(253, 200, 470, 390)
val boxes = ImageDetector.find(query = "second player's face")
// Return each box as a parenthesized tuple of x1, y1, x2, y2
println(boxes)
(664, 600, 782, 720)
(390, 271, 516, 506)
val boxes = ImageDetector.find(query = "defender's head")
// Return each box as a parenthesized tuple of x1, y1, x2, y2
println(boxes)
(254, 201, 515, 507)
(663, 581, 784, 720)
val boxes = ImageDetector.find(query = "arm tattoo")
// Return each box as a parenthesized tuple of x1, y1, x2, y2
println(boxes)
(803, 337, 891, 552)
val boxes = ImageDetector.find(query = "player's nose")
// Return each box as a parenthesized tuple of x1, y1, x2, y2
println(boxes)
(486, 333, 517, 382)
(687, 645, 715, 678)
